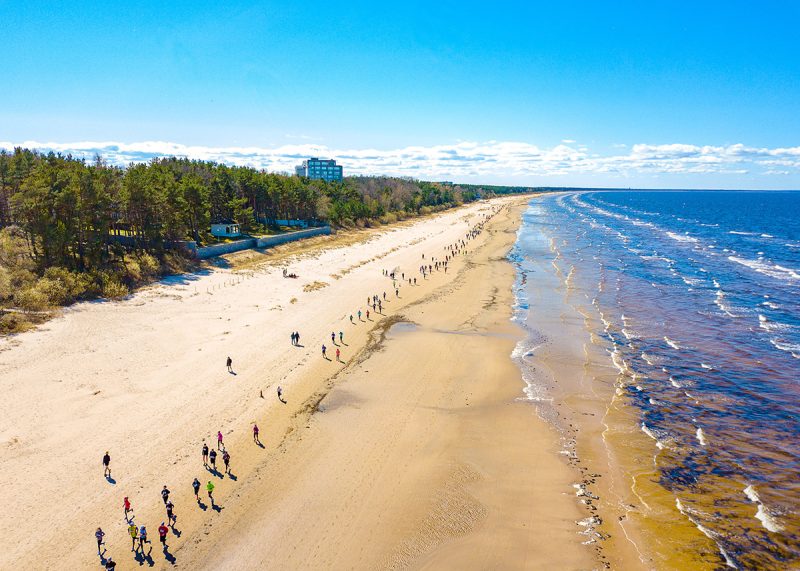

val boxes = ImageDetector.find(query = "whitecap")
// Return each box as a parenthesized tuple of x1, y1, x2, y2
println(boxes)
(769, 338, 800, 359)
(667, 231, 699, 243)
(696, 427, 708, 446)
(743, 485, 784, 533)
(728, 256, 800, 281)
(664, 336, 681, 350)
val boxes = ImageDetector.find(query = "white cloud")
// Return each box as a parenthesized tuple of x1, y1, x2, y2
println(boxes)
(561, 139, 577, 144)
(1, 140, 798, 180)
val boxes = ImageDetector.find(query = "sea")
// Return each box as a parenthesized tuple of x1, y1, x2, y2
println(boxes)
(510, 190, 799, 569)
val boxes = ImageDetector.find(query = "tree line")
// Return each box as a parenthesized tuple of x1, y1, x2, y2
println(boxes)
(0, 148, 494, 328)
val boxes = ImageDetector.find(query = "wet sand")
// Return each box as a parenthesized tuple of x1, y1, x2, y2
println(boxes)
(0, 196, 604, 570)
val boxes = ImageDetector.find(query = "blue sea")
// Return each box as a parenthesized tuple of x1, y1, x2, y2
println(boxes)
(512, 191, 799, 569)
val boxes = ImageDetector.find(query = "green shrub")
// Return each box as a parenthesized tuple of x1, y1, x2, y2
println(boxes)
(13, 286, 50, 311)
(139, 252, 160, 278)
(0, 267, 11, 301)
(42, 267, 93, 303)
(102, 275, 129, 299)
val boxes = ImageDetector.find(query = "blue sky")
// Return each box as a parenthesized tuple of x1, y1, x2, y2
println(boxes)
(1, 1, 799, 188)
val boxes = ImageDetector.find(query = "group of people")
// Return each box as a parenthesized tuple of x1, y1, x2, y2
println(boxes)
(93, 207, 498, 568)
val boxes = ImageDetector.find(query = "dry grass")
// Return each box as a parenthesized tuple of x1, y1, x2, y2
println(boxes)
(302, 281, 329, 293)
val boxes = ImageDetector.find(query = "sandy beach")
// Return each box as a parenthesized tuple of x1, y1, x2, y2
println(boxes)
(0, 196, 599, 570)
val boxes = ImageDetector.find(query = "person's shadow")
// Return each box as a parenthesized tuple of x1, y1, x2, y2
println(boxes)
(106, 475, 117, 485)
(228, 472, 238, 482)
(211, 503, 223, 513)
(255, 441, 265, 449)
(323, 355, 331, 361)
(163, 544, 176, 565)
(170, 524, 181, 538)
(295, 344, 304, 348)
(229, 370, 237, 376)
(198, 500, 208, 511)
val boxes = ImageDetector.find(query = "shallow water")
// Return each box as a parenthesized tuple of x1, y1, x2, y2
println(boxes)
(511, 191, 800, 569)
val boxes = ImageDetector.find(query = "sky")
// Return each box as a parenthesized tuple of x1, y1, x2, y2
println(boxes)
(1, 0, 799, 188)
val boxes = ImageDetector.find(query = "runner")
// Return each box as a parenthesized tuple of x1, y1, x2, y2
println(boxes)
(252, 423, 260, 443)
(226, 356, 233, 372)
(350, 314, 354, 323)
(95, 527, 105, 554)
(322, 344, 327, 359)
(358, 310, 362, 321)
(123, 496, 131, 520)
(277, 385, 285, 403)
(335, 347, 340, 361)
(158, 522, 169, 547)
(366, 308, 370, 319)
(102, 451, 111, 478)
(339, 331, 344, 344)
(128, 523, 138, 551)
(192, 478, 201, 501)
(209, 449, 217, 471)
(104, 557, 116, 570)
(222, 450, 231, 474)
(161, 485, 170, 504)
(217, 430, 224, 450)
(166, 500, 176, 524)
(138, 525, 148, 550)
(202, 442, 209, 466)
(331, 332, 336, 345)
(206, 480, 215, 502)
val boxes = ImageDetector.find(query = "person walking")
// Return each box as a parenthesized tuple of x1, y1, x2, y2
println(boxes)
(217, 430, 224, 450)
(161, 485, 170, 505)
(102, 451, 111, 478)
(277, 386, 285, 403)
(295, 331, 300, 345)
(128, 523, 138, 551)
(202, 442, 209, 466)
(209, 449, 217, 471)
(123, 496, 132, 520)
(158, 522, 169, 548)
(339, 331, 344, 344)
(331, 331, 336, 345)
(358, 310, 362, 321)
(104, 557, 116, 570)
(192, 478, 201, 501)
(335, 347, 340, 362)
(95, 527, 105, 554)
(290, 332, 295, 346)
(222, 450, 231, 474)
(253, 423, 260, 443)
(226, 356, 233, 373)
(322, 344, 327, 359)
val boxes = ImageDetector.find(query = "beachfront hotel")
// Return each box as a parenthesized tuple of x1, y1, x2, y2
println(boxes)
(295, 157, 344, 182)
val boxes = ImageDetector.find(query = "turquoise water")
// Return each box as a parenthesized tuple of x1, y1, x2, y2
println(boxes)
(513, 191, 799, 569)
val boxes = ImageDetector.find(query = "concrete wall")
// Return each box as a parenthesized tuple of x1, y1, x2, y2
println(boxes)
(255, 226, 330, 248)
(195, 238, 257, 259)
(193, 226, 331, 259)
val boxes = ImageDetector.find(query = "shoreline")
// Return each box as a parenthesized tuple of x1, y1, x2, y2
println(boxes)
(511, 194, 727, 570)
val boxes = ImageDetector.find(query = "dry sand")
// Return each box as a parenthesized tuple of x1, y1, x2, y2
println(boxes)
(0, 197, 597, 570)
